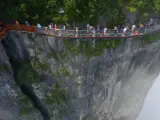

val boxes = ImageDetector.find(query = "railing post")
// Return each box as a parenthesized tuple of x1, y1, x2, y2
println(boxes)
(92, 39, 95, 47)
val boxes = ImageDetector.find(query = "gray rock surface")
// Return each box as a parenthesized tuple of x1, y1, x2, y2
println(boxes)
(1, 31, 160, 120)
(0, 41, 42, 120)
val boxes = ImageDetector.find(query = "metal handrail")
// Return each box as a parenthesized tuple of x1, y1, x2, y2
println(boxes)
(0, 22, 160, 40)
(34, 20, 160, 37)
(34, 26, 136, 37)
(36, 22, 160, 37)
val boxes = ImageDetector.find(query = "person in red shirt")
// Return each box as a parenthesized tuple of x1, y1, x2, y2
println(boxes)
(54, 24, 57, 31)
(133, 30, 139, 35)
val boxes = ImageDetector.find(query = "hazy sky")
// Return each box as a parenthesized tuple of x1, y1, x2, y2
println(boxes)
(136, 73, 160, 120)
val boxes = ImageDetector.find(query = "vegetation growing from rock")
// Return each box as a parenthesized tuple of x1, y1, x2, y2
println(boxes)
(63, 39, 121, 60)
(0, 64, 9, 72)
(45, 82, 66, 120)
(139, 32, 160, 42)
(31, 57, 50, 73)
(54, 67, 71, 78)
(46, 83, 66, 105)
(11, 60, 40, 85)
(13, 56, 68, 119)
(20, 96, 35, 116)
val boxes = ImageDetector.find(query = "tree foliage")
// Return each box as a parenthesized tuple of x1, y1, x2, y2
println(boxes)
(1, 0, 160, 25)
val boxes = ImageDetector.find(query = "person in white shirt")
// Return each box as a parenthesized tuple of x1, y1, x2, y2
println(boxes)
(87, 24, 90, 30)
(114, 26, 118, 34)
(37, 23, 41, 28)
(63, 25, 66, 31)
(104, 27, 107, 36)
(123, 26, 127, 36)
(49, 24, 52, 29)
(75, 27, 78, 37)
(132, 24, 136, 32)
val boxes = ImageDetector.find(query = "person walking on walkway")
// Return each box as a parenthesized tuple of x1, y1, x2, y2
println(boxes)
(97, 24, 100, 36)
(104, 27, 107, 36)
(87, 24, 90, 34)
(54, 24, 58, 31)
(92, 27, 96, 37)
(123, 26, 127, 36)
(48, 24, 52, 29)
(25, 20, 30, 26)
(75, 26, 79, 37)
(139, 23, 145, 33)
(132, 24, 136, 32)
(114, 26, 118, 35)
(37, 23, 41, 28)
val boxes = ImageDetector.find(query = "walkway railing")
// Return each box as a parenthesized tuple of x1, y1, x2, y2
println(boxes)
(35, 23, 160, 38)
(35, 27, 141, 38)
(0, 21, 160, 39)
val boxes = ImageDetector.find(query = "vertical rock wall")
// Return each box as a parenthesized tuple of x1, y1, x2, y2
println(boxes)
(1, 31, 160, 120)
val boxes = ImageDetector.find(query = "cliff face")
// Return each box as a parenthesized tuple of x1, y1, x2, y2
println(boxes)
(1, 31, 160, 120)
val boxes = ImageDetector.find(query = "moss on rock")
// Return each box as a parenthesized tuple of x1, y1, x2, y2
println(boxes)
(139, 32, 160, 43)
(11, 59, 40, 85)
(20, 96, 35, 116)
(0, 64, 9, 72)
(45, 83, 66, 105)
(31, 57, 50, 72)
(63, 39, 121, 60)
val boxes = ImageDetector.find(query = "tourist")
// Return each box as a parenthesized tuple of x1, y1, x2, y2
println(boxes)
(132, 24, 136, 32)
(25, 20, 30, 26)
(54, 24, 57, 31)
(96, 24, 100, 36)
(104, 27, 107, 36)
(123, 26, 127, 36)
(75, 26, 78, 37)
(48, 24, 52, 29)
(15, 20, 19, 25)
(37, 23, 41, 28)
(87, 24, 90, 33)
(117, 25, 121, 32)
(133, 30, 139, 35)
(97, 24, 100, 31)
(114, 26, 118, 34)
(92, 27, 96, 37)
(149, 18, 153, 26)
(63, 25, 66, 31)
(51, 23, 54, 28)
(139, 23, 145, 33)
